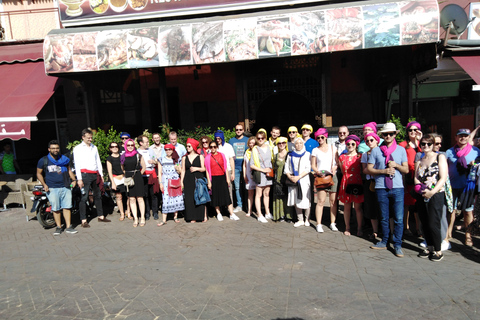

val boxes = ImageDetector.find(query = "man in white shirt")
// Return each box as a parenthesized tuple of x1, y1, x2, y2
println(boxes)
(214, 130, 235, 203)
(149, 132, 164, 160)
(161, 131, 186, 161)
(138, 135, 159, 220)
(73, 128, 110, 228)
(334, 126, 349, 155)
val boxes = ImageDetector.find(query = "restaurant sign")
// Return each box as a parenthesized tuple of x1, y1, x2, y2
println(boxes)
(45, 0, 439, 74)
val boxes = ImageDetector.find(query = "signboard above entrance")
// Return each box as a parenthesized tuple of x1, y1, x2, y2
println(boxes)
(45, 0, 439, 74)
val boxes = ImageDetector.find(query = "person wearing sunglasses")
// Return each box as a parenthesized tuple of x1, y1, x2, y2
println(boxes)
(228, 124, 249, 213)
(338, 135, 364, 236)
(198, 136, 212, 156)
(272, 136, 290, 222)
(119, 132, 131, 154)
(287, 126, 300, 152)
(107, 142, 131, 221)
(301, 124, 319, 153)
(399, 121, 423, 238)
(366, 123, 408, 257)
(446, 128, 480, 246)
(243, 136, 258, 217)
(358, 122, 383, 154)
(214, 130, 236, 212)
(334, 126, 349, 155)
(414, 134, 448, 261)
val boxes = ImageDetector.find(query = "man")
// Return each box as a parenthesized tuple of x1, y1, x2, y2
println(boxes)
(215, 130, 236, 204)
(149, 132, 164, 160)
(0, 142, 21, 174)
(446, 128, 480, 246)
(37, 140, 78, 235)
(268, 126, 281, 155)
(228, 124, 249, 212)
(287, 126, 299, 151)
(358, 122, 383, 154)
(119, 132, 131, 154)
(138, 134, 159, 220)
(367, 123, 408, 257)
(73, 128, 110, 227)
(334, 126, 349, 155)
(161, 131, 186, 160)
(301, 124, 319, 153)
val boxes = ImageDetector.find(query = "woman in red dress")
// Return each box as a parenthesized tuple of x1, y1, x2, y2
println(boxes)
(338, 135, 364, 236)
(399, 121, 422, 236)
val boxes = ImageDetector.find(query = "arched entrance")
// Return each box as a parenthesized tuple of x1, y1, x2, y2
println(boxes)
(254, 91, 315, 134)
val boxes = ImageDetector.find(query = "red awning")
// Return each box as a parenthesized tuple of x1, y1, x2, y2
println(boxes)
(452, 56, 480, 85)
(0, 61, 58, 140)
(0, 43, 44, 63)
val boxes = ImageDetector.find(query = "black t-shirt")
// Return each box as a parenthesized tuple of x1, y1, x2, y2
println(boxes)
(107, 155, 123, 175)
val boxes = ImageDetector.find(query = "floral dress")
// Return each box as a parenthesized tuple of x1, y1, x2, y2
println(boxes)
(338, 154, 364, 203)
(160, 157, 185, 214)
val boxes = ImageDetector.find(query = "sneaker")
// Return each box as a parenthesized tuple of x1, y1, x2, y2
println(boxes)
(441, 240, 451, 251)
(258, 215, 268, 223)
(394, 247, 404, 258)
(430, 252, 444, 262)
(65, 226, 78, 234)
(230, 213, 240, 221)
(418, 249, 430, 259)
(217, 214, 224, 221)
(419, 241, 427, 248)
(265, 213, 273, 220)
(53, 227, 62, 236)
(370, 242, 387, 250)
(304, 220, 310, 227)
(330, 223, 338, 232)
(294, 221, 305, 228)
(233, 206, 242, 213)
(316, 224, 324, 233)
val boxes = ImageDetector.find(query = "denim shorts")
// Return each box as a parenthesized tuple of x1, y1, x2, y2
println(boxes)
(46, 187, 72, 211)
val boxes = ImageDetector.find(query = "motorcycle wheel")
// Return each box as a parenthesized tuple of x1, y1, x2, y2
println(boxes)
(37, 203, 56, 229)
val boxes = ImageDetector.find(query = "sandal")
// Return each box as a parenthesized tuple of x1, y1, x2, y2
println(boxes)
(357, 230, 364, 237)
(127, 214, 133, 220)
(174, 218, 180, 223)
(157, 222, 166, 227)
(246, 213, 251, 217)
(119, 215, 125, 221)
(344, 230, 351, 236)
(133, 220, 138, 228)
(140, 219, 145, 227)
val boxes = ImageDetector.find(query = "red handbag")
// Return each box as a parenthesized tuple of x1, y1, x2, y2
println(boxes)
(168, 179, 182, 197)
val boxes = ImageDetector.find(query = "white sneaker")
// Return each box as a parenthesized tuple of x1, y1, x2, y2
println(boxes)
(230, 213, 240, 221)
(441, 240, 451, 251)
(304, 220, 310, 227)
(217, 214, 224, 221)
(258, 215, 268, 223)
(330, 223, 338, 232)
(294, 221, 305, 228)
(419, 241, 427, 248)
(316, 224, 324, 233)
(233, 206, 242, 213)
(265, 213, 273, 220)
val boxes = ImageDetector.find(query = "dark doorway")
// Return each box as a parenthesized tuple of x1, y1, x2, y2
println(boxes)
(254, 91, 315, 135)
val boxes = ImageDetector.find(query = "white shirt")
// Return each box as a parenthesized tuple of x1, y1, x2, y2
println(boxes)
(218, 143, 235, 172)
(149, 144, 164, 160)
(138, 148, 156, 173)
(73, 141, 103, 181)
(311, 145, 336, 173)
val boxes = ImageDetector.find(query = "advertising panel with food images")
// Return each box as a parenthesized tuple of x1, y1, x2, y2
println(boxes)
(45, 0, 439, 74)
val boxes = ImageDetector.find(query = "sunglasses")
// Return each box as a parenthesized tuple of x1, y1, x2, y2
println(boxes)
(235, 129, 243, 131)
(382, 132, 395, 137)
(165, 148, 172, 151)
(288, 131, 297, 134)
(110, 145, 118, 148)
(302, 128, 310, 131)
(278, 142, 286, 145)
(202, 141, 208, 144)
(408, 129, 418, 132)
(420, 142, 433, 147)
(435, 142, 442, 145)
(347, 143, 357, 147)
(366, 139, 375, 143)
(126, 144, 135, 147)
(316, 136, 326, 140)
(338, 132, 348, 135)
(209, 145, 217, 149)
(257, 137, 265, 141)
(121, 137, 129, 140)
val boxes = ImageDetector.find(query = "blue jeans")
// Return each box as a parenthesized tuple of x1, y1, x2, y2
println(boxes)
(233, 167, 243, 208)
(376, 188, 404, 247)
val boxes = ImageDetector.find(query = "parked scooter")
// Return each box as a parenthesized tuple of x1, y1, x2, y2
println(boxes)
(31, 185, 55, 229)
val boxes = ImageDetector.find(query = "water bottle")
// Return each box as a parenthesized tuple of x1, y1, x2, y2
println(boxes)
(468, 169, 476, 182)
(81, 187, 86, 195)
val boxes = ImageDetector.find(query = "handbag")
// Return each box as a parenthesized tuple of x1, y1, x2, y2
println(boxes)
(168, 178, 182, 197)
(266, 168, 274, 179)
(123, 154, 140, 191)
(345, 184, 364, 195)
(252, 170, 262, 184)
(314, 174, 334, 189)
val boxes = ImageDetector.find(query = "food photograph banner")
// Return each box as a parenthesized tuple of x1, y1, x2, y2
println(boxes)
(45, 0, 439, 74)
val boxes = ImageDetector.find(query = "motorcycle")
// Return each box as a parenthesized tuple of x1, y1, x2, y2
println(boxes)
(31, 185, 55, 229)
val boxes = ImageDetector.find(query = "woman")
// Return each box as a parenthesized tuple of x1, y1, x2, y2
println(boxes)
(311, 128, 338, 233)
(361, 132, 381, 239)
(250, 130, 273, 223)
(181, 138, 208, 223)
(198, 136, 212, 156)
(414, 134, 448, 261)
(243, 136, 257, 217)
(121, 139, 146, 227)
(272, 137, 289, 222)
(157, 144, 185, 225)
(338, 135, 364, 236)
(205, 141, 239, 221)
(400, 121, 422, 236)
(284, 137, 311, 227)
(106, 142, 130, 221)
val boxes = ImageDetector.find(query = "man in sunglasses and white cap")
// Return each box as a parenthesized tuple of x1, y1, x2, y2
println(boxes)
(366, 122, 408, 257)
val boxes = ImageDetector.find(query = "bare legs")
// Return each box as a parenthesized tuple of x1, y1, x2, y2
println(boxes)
(246, 189, 254, 216)
(255, 186, 271, 218)
(315, 190, 327, 227)
(330, 192, 338, 225)
(129, 197, 145, 227)
(464, 210, 474, 245)
(343, 202, 363, 236)
(115, 192, 125, 220)
(53, 209, 71, 228)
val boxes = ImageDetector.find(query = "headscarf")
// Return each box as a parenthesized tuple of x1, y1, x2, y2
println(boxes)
(120, 138, 137, 164)
(186, 138, 199, 152)
(345, 134, 360, 146)
(276, 136, 288, 151)
(257, 128, 267, 135)
(364, 132, 380, 145)
(214, 130, 225, 146)
(314, 128, 328, 139)
(47, 154, 70, 173)
(290, 137, 306, 178)
(120, 132, 130, 138)
(164, 144, 179, 164)
(164, 144, 175, 151)
(406, 121, 421, 131)
(301, 124, 313, 132)
(363, 122, 377, 133)
(288, 126, 298, 133)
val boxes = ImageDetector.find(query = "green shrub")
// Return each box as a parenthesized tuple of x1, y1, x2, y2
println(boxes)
(388, 115, 417, 143)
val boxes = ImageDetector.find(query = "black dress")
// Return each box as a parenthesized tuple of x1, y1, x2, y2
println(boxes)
(107, 155, 125, 193)
(183, 155, 206, 221)
(123, 154, 144, 197)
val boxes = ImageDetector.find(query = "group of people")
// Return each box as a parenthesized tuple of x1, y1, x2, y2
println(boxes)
(35, 123, 480, 261)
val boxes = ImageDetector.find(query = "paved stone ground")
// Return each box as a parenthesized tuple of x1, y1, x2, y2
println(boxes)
(0, 206, 479, 320)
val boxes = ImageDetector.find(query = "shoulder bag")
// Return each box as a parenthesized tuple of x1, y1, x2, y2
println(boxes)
(124, 154, 140, 191)
(314, 145, 335, 189)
